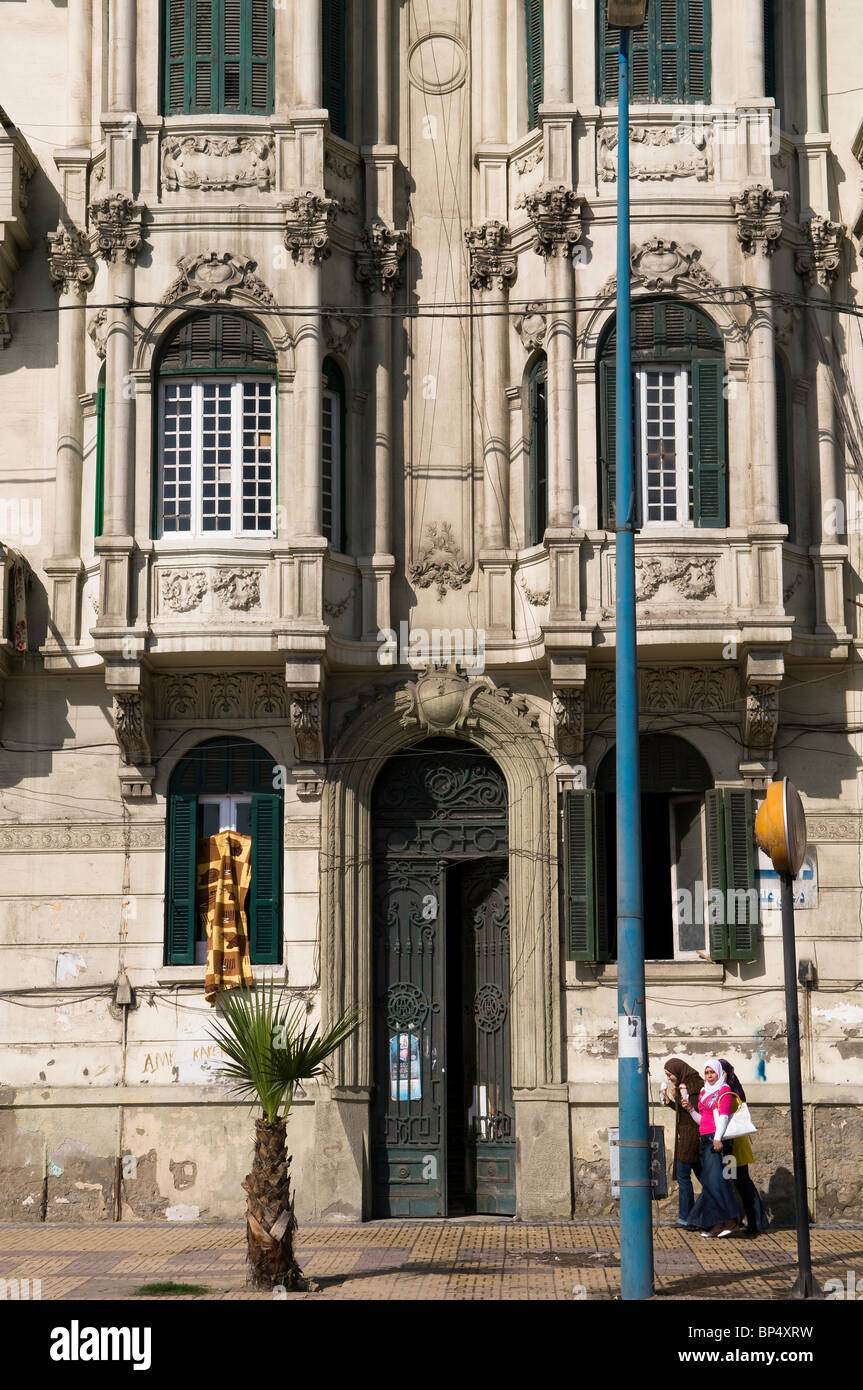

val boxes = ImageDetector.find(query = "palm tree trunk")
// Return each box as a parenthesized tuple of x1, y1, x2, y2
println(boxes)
(243, 1116, 303, 1290)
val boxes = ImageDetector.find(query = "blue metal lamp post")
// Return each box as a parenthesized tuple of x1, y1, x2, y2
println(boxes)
(608, 0, 654, 1301)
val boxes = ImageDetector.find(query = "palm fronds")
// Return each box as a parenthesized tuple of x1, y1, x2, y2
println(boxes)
(207, 980, 359, 1123)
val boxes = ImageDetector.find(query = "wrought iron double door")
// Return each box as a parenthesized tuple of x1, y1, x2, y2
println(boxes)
(371, 742, 515, 1217)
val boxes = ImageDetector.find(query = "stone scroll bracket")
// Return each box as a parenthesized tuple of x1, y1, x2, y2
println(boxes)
(739, 649, 783, 785)
(286, 661, 325, 798)
(107, 663, 155, 800)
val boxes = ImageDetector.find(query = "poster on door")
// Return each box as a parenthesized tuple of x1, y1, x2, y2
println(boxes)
(390, 1032, 421, 1101)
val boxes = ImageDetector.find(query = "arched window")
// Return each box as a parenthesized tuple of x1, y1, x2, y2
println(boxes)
(598, 299, 727, 530)
(564, 735, 758, 965)
(527, 355, 548, 546)
(166, 737, 282, 965)
(597, 0, 711, 105)
(156, 313, 276, 540)
(323, 0, 348, 140)
(525, 0, 544, 130)
(94, 365, 105, 538)
(161, 0, 274, 116)
(322, 357, 346, 551)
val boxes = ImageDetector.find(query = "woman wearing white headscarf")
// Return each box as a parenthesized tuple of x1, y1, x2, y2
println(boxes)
(680, 1058, 741, 1238)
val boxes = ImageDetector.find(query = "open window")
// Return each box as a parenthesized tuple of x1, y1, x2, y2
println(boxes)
(564, 735, 758, 963)
(165, 737, 282, 966)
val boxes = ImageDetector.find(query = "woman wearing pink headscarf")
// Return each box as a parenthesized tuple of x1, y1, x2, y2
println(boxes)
(680, 1058, 741, 1238)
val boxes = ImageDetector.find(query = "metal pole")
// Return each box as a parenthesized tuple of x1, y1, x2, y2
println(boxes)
(780, 872, 818, 1297)
(615, 24, 653, 1302)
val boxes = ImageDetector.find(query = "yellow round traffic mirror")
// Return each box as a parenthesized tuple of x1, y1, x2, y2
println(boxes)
(754, 778, 807, 877)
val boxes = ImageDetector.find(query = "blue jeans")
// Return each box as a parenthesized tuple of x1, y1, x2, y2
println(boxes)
(675, 1159, 702, 1223)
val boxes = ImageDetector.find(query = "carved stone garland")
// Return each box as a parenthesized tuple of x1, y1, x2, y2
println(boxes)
(407, 521, 472, 600)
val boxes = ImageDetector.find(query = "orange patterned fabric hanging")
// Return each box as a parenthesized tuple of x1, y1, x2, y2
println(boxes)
(197, 831, 253, 1006)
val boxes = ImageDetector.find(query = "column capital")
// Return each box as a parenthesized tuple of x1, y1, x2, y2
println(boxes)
(46, 220, 96, 296)
(354, 219, 408, 296)
(282, 191, 339, 265)
(732, 184, 788, 257)
(516, 183, 584, 260)
(88, 193, 145, 265)
(465, 220, 517, 292)
(795, 214, 846, 289)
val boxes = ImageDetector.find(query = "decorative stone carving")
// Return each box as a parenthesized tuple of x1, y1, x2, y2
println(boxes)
(395, 664, 539, 736)
(89, 194, 145, 264)
(160, 570, 208, 613)
(513, 303, 547, 351)
(162, 133, 274, 192)
(163, 251, 275, 306)
(282, 191, 339, 265)
(284, 820, 321, 847)
(552, 687, 584, 760)
(0, 823, 164, 851)
(465, 220, 517, 292)
(212, 569, 261, 610)
(635, 557, 717, 602)
(517, 184, 584, 259)
(290, 692, 324, 762)
(796, 215, 845, 288)
(155, 671, 289, 721)
(294, 767, 325, 800)
(600, 237, 720, 298)
(586, 665, 740, 715)
(323, 314, 360, 355)
(732, 185, 789, 257)
(323, 582, 359, 618)
(806, 817, 861, 842)
(354, 219, 408, 295)
(46, 222, 96, 296)
(520, 578, 550, 606)
(324, 150, 356, 183)
(515, 147, 543, 177)
(598, 124, 713, 183)
(88, 307, 108, 359)
(744, 684, 780, 751)
(113, 692, 151, 765)
(408, 521, 472, 600)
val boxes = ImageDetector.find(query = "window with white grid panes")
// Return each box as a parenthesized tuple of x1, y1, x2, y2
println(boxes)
(635, 366, 690, 525)
(321, 388, 341, 550)
(158, 377, 274, 539)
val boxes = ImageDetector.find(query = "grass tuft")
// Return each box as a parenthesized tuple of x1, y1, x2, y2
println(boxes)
(132, 1281, 211, 1297)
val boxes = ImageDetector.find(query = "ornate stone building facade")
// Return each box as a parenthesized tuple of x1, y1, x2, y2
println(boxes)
(0, 1, 861, 1223)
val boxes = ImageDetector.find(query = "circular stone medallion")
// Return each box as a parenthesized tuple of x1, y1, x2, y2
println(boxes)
(408, 33, 467, 94)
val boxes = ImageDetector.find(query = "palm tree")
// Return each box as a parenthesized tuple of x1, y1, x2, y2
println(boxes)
(208, 981, 359, 1291)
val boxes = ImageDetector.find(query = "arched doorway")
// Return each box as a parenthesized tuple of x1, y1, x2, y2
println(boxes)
(596, 733, 713, 961)
(370, 738, 514, 1217)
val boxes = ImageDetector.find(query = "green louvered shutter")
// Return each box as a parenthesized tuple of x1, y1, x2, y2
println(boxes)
(724, 789, 759, 961)
(763, 0, 776, 99)
(525, 0, 543, 128)
(323, 0, 347, 138)
(529, 359, 548, 546)
(600, 357, 617, 529)
(164, 0, 189, 113)
(657, 0, 679, 100)
(250, 0, 272, 112)
(167, 794, 197, 963)
(250, 794, 281, 963)
(594, 792, 611, 962)
(692, 359, 727, 528)
(704, 789, 728, 961)
(564, 790, 597, 962)
(193, 0, 217, 112)
(685, 0, 710, 103)
(95, 383, 105, 537)
(599, 1, 650, 104)
(776, 352, 791, 535)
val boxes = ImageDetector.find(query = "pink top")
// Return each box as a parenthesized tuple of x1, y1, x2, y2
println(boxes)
(696, 1084, 733, 1136)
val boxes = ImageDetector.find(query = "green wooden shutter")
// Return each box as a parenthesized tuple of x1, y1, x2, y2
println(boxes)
(599, 0, 649, 104)
(594, 792, 611, 962)
(250, 0, 272, 110)
(704, 788, 728, 961)
(529, 360, 548, 546)
(95, 383, 105, 538)
(657, 0, 680, 100)
(164, 0, 189, 113)
(776, 352, 791, 535)
(167, 794, 198, 963)
(600, 357, 617, 528)
(193, 0, 217, 112)
(564, 790, 597, 962)
(763, 0, 776, 99)
(692, 359, 727, 528)
(724, 789, 759, 961)
(250, 794, 281, 963)
(685, 0, 710, 102)
(323, 0, 347, 139)
(526, 0, 543, 128)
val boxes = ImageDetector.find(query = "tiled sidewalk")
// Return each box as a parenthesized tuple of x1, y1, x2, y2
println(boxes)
(1, 1221, 861, 1300)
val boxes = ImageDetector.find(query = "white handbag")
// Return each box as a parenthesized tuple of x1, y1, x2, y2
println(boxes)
(724, 1103, 757, 1139)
